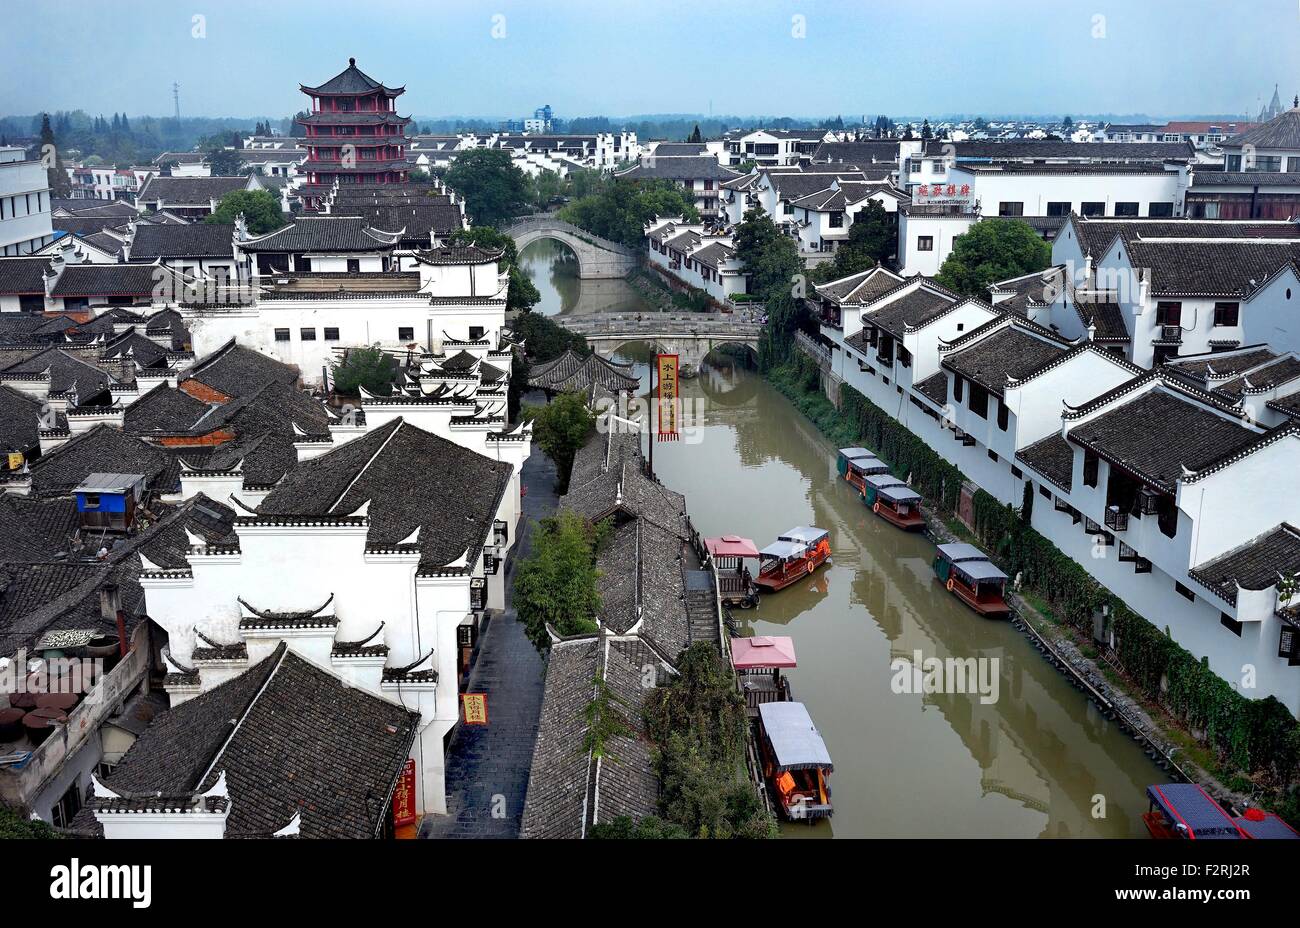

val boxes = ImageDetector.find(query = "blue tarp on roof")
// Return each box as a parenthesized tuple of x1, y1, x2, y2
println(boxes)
(1147, 784, 1244, 839)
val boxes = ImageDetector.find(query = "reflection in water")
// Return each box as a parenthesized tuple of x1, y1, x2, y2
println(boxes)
(621, 353, 1166, 839)
(518, 238, 653, 317)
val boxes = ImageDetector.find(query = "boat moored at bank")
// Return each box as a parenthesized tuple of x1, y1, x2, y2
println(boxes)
(862, 474, 925, 531)
(755, 527, 832, 592)
(756, 700, 833, 822)
(731, 634, 797, 717)
(837, 447, 889, 494)
(706, 535, 761, 608)
(933, 543, 1011, 617)
(1143, 784, 1245, 839)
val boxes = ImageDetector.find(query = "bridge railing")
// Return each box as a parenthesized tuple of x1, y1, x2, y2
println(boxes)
(502, 214, 641, 258)
(556, 312, 765, 337)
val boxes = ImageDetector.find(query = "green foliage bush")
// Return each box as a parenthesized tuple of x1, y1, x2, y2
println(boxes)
(329, 344, 399, 397)
(513, 509, 602, 652)
(0, 805, 61, 839)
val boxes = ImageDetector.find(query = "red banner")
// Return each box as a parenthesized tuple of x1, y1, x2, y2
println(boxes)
(392, 758, 417, 828)
(656, 354, 679, 441)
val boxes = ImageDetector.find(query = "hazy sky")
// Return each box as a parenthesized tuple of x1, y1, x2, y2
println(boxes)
(2, 0, 1297, 119)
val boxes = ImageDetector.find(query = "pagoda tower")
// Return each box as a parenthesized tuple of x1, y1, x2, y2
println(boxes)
(296, 58, 411, 209)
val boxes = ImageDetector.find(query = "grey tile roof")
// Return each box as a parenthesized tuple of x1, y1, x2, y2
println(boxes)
(300, 59, 404, 96)
(258, 418, 513, 571)
(0, 494, 80, 563)
(122, 383, 214, 434)
(1067, 388, 1258, 491)
(914, 371, 948, 406)
(866, 287, 958, 337)
(1125, 240, 1300, 297)
(181, 339, 299, 399)
(528, 349, 639, 393)
(0, 383, 52, 454)
(812, 140, 901, 163)
(1223, 108, 1300, 151)
(1, 346, 113, 397)
(942, 326, 1068, 397)
(618, 157, 741, 182)
(815, 265, 904, 304)
(29, 424, 171, 497)
(239, 216, 400, 252)
(925, 140, 1197, 161)
(83, 643, 419, 838)
(137, 175, 250, 206)
(49, 263, 164, 298)
(1016, 432, 1074, 492)
(0, 257, 51, 295)
(1190, 523, 1300, 605)
(129, 222, 236, 259)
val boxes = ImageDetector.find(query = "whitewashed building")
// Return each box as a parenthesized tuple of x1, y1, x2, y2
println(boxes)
(645, 217, 746, 303)
(0, 147, 54, 256)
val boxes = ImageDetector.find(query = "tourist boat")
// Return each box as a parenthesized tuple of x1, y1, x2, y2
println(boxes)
(756, 701, 833, 822)
(754, 527, 831, 592)
(1233, 808, 1300, 839)
(933, 543, 1010, 617)
(861, 474, 925, 531)
(731, 635, 796, 716)
(1142, 783, 1245, 839)
(705, 535, 761, 608)
(836, 447, 889, 494)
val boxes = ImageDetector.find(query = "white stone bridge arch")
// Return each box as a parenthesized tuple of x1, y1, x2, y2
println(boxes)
(502, 214, 640, 279)
(556, 312, 763, 374)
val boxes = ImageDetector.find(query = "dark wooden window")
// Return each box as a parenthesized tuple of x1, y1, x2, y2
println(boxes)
(398, 326, 415, 341)
(1148, 202, 1175, 217)
(274, 328, 290, 342)
(953, 375, 964, 403)
(1082, 450, 1099, 488)
(998, 202, 1024, 217)
(1175, 581, 1195, 602)
(300, 328, 316, 341)
(1213, 302, 1240, 327)
(968, 384, 989, 419)
(1081, 202, 1105, 216)
(1156, 301, 1182, 326)
(323, 327, 340, 341)
(1220, 613, 1243, 637)
(917, 235, 934, 251)
(997, 400, 1009, 431)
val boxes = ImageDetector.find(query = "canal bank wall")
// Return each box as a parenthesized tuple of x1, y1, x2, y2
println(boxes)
(770, 347, 1300, 824)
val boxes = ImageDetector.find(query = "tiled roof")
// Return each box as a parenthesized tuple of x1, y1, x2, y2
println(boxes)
(239, 216, 400, 252)
(0, 494, 80, 563)
(300, 59, 404, 96)
(1223, 108, 1300, 151)
(29, 424, 172, 497)
(1067, 388, 1258, 491)
(528, 349, 639, 393)
(1, 346, 113, 397)
(257, 418, 513, 571)
(49, 263, 165, 298)
(181, 339, 299, 399)
(618, 157, 741, 182)
(83, 643, 419, 838)
(914, 371, 948, 406)
(1125, 240, 1300, 297)
(942, 326, 1069, 397)
(1190, 524, 1300, 605)
(0, 383, 53, 454)
(866, 287, 958, 337)
(815, 265, 905, 304)
(129, 222, 235, 259)
(812, 140, 901, 163)
(1016, 433, 1074, 492)
(0, 257, 51, 295)
(924, 140, 1197, 161)
(122, 383, 214, 434)
(137, 175, 249, 206)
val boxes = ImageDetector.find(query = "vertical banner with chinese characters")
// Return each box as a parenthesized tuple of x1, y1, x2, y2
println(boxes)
(656, 353, 679, 441)
(392, 758, 417, 828)
(462, 692, 489, 725)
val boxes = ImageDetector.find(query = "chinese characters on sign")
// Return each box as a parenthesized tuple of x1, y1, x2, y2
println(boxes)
(657, 354, 679, 442)
(916, 183, 972, 204)
(462, 692, 489, 725)
(392, 758, 417, 827)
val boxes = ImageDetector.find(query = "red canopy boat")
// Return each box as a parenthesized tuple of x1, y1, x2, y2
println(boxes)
(1143, 783, 1246, 839)
(754, 527, 831, 592)
(862, 474, 925, 531)
(933, 543, 1010, 616)
(836, 447, 889, 494)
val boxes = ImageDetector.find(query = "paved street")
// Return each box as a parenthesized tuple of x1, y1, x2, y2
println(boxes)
(420, 443, 557, 838)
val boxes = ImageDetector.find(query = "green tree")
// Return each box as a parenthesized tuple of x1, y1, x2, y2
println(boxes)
(444, 148, 531, 226)
(936, 219, 1052, 297)
(0, 804, 63, 839)
(733, 208, 801, 300)
(511, 308, 588, 361)
(559, 178, 700, 249)
(921, 118, 933, 141)
(588, 815, 690, 839)
(687, 123, 702, 143)
(528, 169, 565, 211)
(206, 147, 243, 176)
(447, 226, 540, 312)
(523, 391, 596, 491)
(329, 344, 399, 396)
(810, 199, 895, 282)
(34, 114, 70, 198)
(757, 288, 809, 371)
(513, 509, 602, 651)
(205, 189, 285, 234)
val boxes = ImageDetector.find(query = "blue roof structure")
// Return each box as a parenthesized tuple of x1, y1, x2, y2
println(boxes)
(1147, 784, 1244, 839)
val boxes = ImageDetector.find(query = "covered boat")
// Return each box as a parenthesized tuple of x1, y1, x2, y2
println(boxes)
(705, 535, 760, 608)
(756, 701, 833, 821)
(933, 543, 1010, 616)
(862, 474, 925, 530)
(731, 635, 796, 715)
(754, 527, 831, 592)
(1143, 783, 1245, 839)
(837, 447, 889, 493)
(1234, 808, 1300, 839)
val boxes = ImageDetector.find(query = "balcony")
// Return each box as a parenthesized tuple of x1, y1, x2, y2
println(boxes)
(1104, 505, 1129, 532)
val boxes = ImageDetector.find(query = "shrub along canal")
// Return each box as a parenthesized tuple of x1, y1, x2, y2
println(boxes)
(626, 352, 1168, 838)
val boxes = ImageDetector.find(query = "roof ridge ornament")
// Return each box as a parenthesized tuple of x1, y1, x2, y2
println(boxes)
(272, 811, 301, 837)
(345, 499, 370, 518)
(443, 548, 470, 570)
(202, 770, 228, 799)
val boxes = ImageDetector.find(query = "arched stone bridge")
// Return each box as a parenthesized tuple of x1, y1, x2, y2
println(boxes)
(502, 214, 640, 279)
(556, 312, 764, 373)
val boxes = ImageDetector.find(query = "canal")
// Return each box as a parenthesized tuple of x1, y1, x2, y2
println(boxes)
(519, 244, 1167, 838)
(519, 238, 653, 316)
